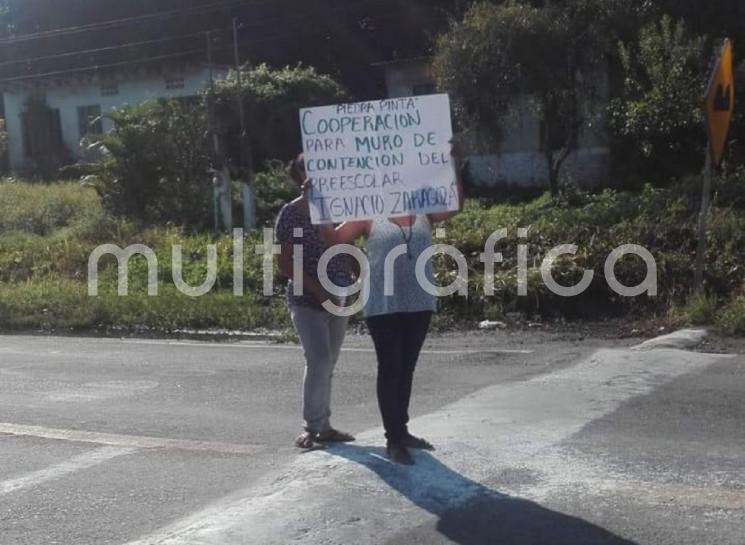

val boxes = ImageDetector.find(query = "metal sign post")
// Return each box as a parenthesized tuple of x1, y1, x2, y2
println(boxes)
(694, 149, 713, 290)
(695, 38, 734, 291)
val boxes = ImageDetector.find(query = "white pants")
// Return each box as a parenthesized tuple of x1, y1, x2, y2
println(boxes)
(290, 304, 348, 434)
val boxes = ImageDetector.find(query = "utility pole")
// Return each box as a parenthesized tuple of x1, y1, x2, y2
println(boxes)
(206, 31, 216, 157)
(233, 18, 248, 168)
(207, 30, 232, 232)
(233, 17, 256, 231)
(206, 30, 219, 232)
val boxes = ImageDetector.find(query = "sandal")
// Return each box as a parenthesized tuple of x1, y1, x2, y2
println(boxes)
(315, 428, 356, 443)
(294, 432, 325, 450)
(386, 443, 414, 465)
(401, 433, 435, 451)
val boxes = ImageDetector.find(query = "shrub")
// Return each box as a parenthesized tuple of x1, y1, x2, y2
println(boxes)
(717, 296, 745, 335)
(434, 183, 743, 324)
(93, 99, 212, 228)
(685, 291, 719, 325)
(714, 164, 745, 209)
(252, 163, 298, 228)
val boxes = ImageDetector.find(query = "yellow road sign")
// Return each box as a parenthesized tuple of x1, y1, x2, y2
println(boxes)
(705, 39, 734, 166)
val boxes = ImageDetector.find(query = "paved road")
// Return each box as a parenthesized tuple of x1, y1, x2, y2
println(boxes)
(0, 332, 742, 545)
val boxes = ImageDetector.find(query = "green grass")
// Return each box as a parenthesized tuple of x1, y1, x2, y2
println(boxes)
(685, 291, 719, 325)
(0, 179, 292, 333)
(0, 179, 106, 236)
(0, 179, 744, 335)
(0, 279, 289, 333)
(716, 296, 745, 335)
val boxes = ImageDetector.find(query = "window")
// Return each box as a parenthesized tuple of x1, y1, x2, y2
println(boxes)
(165, 77, 185, 90)
(100, 84, 119, 96)
(77, 105, 103, 138)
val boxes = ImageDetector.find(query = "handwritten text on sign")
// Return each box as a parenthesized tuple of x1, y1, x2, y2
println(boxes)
(300, 94, 456, 224)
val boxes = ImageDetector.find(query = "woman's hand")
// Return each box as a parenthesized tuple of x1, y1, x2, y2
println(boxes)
(301, 178, 313, 199)
(427, 143, 465, 224)
(305, 277, 341, 307)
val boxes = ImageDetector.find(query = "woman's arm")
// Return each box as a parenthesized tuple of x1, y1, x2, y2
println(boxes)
(277, 241, 338, 305)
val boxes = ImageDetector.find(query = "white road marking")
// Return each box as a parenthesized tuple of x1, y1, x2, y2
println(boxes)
(46, 380, 160, 402)
(0, 446, 135, 496)
(120, 339, 534, 356)
(0, 335, 534, 356)
(0, 423, 263, 455)
(124, 348, 733, 545)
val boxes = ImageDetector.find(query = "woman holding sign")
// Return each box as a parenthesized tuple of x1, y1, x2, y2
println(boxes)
(276, 154, 356, 450)
(319, 149, 464, 465)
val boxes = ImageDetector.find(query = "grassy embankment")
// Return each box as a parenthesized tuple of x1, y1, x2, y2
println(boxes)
(0, 179, 743, 335)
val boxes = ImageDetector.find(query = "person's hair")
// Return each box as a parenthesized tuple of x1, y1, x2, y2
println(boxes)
(287, 153, 305, 185)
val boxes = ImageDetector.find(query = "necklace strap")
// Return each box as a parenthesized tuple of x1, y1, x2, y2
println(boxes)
(396, 222, 414, 259)
(397, 223, 413, 242)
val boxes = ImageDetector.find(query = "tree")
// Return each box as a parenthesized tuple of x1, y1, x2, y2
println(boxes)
(433, 1, 607, 198)
(211, 63, 348, 168)
(608, 15, 709, 182)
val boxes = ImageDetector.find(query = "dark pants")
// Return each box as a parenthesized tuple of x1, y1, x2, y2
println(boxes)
(366, 311, 433, 444)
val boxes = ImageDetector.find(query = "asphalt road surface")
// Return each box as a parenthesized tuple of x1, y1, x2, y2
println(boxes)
(0, 332, 742, 545)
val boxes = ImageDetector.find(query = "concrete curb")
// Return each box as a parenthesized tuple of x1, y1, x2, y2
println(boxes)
(631, 329, 707, 352)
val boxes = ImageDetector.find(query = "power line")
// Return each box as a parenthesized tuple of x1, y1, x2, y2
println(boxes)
(0, 49, 210, 84)
(0, 0, 387, 46)
(0, 0, 264, 45)
(0, 30, 228, 69)
(0, 3, 428, 84)
(0, 26, 285, 82)
(0, 29, 298, 84)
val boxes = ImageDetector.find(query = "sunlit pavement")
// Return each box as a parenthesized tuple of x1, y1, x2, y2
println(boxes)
(0, 332, 743, 545)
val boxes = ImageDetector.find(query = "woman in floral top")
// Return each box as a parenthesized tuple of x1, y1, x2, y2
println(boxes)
(275, 154, 356, 449)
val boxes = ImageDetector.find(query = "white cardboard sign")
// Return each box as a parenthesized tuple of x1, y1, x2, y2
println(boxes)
(300, 94, 457, 224)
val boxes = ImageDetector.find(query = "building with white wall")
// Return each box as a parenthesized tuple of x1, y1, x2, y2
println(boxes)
(376, 58, 610, 189)
(1, 63, 226, 173)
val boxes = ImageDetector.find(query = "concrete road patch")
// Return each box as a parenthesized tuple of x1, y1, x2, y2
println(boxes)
(124, 347, 736, 545)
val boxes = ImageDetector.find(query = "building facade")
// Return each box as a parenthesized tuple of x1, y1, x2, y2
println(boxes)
(377, 58, 611, 189)
(2, 64, 225, 173)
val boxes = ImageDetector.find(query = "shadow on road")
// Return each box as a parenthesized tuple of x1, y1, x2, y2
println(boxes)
(327, 444, 638, 545)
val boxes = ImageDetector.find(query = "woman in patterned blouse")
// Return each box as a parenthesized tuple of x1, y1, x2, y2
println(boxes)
(276, 154, 356, 449)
